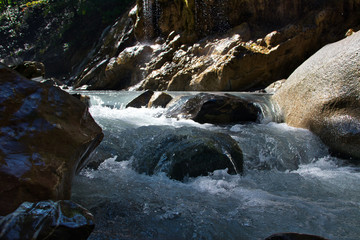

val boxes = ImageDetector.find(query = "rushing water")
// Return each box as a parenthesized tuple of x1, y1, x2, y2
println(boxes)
(71, 91, 360, 240)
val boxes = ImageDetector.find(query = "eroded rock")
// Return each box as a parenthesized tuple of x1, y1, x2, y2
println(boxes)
(0, 64, 103, 215)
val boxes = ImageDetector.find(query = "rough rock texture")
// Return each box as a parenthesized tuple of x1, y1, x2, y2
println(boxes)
(0, 200, 94, 240)
(273, 31, 360, 160)
(264, 232, 328, 240)
(74, 0, 360, 91)
(0, 64, 103, 215)
(0, 1, 135, 79)
(165, 93, 261, 124)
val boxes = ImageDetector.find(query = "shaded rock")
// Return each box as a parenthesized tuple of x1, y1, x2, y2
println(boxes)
(129, 126, 243, 181)
(0, 64, 103, 215)
(126, 90, 154, 108)
(0, 200, 94, 240)
(165, 93, 261, 124)
(73, 8, 137, 89)
(87, 126, 243, 181)
(265, 232, 328, 240)
(12, 61, 45, 79)
(40, 77, 64, 87)
(273, 31, 360, 160)
(72, 93, 91, 108)
(148, 92, 173, 108)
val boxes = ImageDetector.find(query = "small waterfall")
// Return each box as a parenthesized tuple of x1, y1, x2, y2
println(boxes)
(142, 0, 152, 39)
(142, 0, 160, 40)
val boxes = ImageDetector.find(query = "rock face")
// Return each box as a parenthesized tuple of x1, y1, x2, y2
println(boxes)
(0, 0, 134, 79)
(165, 93, 261, 124)
(0, 200, 94, 240)
(0, 64, 103, 215)
(273, 31, 360, 160)
(74, 0, 360, 91)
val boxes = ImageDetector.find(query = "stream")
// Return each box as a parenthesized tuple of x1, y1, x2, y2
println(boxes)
(71, 91, 360, 240)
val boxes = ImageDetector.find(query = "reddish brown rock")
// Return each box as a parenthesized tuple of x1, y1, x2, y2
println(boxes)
(0, 64, 103, 215)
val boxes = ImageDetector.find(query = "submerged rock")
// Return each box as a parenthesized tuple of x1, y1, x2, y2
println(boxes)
(0, 200, 94, 240)
(265, 232, 328, 240)
(165, 93, 261, 124)
(89, 126, 243, 181)
(0, 64, 103, 215)
(273, 31, 360, 160)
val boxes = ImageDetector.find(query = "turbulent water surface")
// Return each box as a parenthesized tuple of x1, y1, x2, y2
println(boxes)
(71, 91, 360, 240)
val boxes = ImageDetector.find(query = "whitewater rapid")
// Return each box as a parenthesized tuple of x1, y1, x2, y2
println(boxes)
(71, 91, 360, 240)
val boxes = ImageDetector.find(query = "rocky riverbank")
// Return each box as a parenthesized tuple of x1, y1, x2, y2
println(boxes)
(74, 0, 360, 91)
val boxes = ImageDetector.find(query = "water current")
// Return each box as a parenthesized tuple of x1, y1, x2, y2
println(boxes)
(71, 91, 360, 240)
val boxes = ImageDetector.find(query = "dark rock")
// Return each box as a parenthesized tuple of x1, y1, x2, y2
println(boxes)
(129, 126, 241, 180)
(148, 92, 173, 108)
(40, 77, 64, 87)
(273, 31, 360, 160)
(165, 93, 261, 124)
(72, 93, 91, 108)
(126, 90, 154, 108)
(0, 200, 94, 240)
(12, 61, 45, 79)
(88, 126, 243, 181)
(265, 232, 328, 240)
(0, 64, 103, 215)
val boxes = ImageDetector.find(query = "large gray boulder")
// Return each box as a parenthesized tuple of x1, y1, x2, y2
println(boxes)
(273, 31, 360, 159)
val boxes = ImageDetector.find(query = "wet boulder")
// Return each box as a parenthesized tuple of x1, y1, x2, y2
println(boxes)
(264, 232, 328, 240)
(273, 31, 360, 160)
(0, 200, 94, 240)
(126, 90, 154, 108)
(165, 93, 261, 124)
(118, 126, 242, 181)
(88, 126, 243, 181)
(148, 92, 173, 108)
(0, 64, 103, 215)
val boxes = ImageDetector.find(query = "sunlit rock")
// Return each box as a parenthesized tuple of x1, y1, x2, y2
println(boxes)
(75, 0, 360, 91)
(0, 200, 94, 240)
(0, 65, 103, 215)
(273, 31, 360, 160)
(148, 92, 173, 108)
